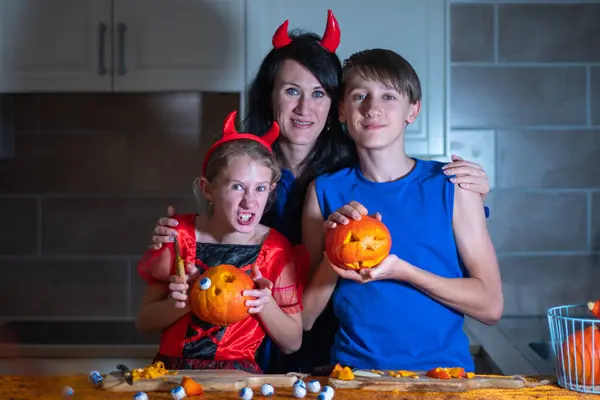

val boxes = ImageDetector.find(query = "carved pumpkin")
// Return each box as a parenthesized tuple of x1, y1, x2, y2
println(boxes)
(588, 300, 600, 318)
(560, 326, 600, 384)
(190, 264, 255, 326)
(325, 216, 392, 270)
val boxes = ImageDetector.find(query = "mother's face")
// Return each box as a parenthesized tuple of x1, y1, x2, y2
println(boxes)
(271, 59, 332, 147)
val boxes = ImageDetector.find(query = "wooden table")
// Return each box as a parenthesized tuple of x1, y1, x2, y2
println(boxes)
(1, 374, 598, 400)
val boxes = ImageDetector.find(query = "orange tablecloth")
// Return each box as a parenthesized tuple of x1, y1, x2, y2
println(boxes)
(1, 374, 598, 400)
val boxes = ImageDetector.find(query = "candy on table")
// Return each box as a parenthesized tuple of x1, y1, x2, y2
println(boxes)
(239, 387, 253, 400)
(292, 385, 306, 398)
(317, 393, 328, 400)
(260, 383, 274, 396)
(170, 385, 186, 400)
(306, 380, 321, 393)
(62, 386, 74, 398)
(133, 392, 149, 400)
(88, 370, 104, 386)
(321, 385, 334, 399)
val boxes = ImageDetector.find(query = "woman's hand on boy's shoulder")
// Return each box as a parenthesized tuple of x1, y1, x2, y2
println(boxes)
(149, 205, 179, 250)
(442, 155, 489, 200)
(324, 201, 382, 230)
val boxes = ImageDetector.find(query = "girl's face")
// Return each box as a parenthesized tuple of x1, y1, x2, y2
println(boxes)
(201, 155, 275, 234)
(271, 59, 332, 148)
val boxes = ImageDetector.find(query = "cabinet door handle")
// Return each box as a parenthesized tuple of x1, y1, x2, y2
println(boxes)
(117, 22, 127, 75)
(97, 22, 107, 75)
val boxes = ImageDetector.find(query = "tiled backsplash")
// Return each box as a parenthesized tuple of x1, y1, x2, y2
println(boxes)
(0, 2, 599, 321)
(0, 93, 240, 319)
(451, 2, 600, 316)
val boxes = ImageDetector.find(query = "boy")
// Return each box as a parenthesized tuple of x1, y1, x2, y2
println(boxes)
(300, 49, 503, 371)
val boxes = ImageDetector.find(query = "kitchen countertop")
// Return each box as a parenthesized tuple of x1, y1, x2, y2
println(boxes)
(465, 316, 556, 376)
(1, 374, 596, 400)
(0, 320, 160, 358)
(2, 318, 550, 380)
(1, 320, 482, 359)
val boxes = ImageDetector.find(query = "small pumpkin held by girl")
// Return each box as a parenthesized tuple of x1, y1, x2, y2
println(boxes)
(135, 111, 307, 374)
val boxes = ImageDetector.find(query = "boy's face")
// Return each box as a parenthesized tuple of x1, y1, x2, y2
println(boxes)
(339, 73, 420, 150)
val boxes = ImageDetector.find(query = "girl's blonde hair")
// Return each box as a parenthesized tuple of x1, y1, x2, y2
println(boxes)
(193, 139, 281, 214)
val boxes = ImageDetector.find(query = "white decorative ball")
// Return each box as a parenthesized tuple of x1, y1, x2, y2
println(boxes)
(293, 379, 306, 388)
(292, 386, 307, 398)
(321, 385, 334, 399)
(199, 277, 211, 290)
(133, 392, 149, 400)
(239, 387, 254, 400)
(170, 385, 186, 400)
(260, 383, 274, 396)
(88, 371, 104, 386)
(62, 386, 74, 398)
(307, 380, 321, 393)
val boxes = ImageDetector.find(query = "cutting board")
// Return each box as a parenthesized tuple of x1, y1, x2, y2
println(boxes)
(102, 369, 306, 392)
(329, 370, 533, 392)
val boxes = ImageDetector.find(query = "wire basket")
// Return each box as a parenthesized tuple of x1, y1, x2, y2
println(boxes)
(548, 304, 600, 394)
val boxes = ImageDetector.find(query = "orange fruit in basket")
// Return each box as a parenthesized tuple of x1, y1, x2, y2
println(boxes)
(559, 326, 600, 384)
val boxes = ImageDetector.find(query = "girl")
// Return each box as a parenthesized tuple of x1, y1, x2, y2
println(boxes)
(136, 111, 304, 374)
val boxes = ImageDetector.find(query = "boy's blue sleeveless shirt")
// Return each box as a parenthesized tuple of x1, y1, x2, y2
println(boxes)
(314, 159, 474, 371)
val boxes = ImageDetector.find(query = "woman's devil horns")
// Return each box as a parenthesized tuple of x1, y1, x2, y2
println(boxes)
(271, 9, 340, 53)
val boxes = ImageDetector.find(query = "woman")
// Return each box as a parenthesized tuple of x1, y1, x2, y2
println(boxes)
(144, 10, 491, 373)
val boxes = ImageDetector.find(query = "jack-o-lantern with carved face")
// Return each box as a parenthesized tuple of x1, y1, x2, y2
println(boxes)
(190, 264, 255, 326)
(325, 216, 392, 270)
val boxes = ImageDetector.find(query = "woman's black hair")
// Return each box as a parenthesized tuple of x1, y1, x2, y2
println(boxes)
(243, 32, 357, 215)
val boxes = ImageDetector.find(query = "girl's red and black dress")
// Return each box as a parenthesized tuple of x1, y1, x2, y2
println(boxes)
(137, 213, 308, 374)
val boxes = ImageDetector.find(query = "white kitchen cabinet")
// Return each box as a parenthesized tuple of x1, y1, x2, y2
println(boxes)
(0, 0, 245, 93)
(113, 0, 245, 92)
(245, 0, 447, 156)
(0, 0, 112, 92)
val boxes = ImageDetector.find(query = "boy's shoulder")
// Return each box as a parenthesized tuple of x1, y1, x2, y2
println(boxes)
(414, 158, 447, 182)
(416, 158, 445, 172)
(314, 166, 356, 184)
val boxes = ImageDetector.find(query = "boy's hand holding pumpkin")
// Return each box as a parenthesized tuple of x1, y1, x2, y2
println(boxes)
(243, 266, 274, 314)
(324, 201, 413, 283)
(325, 253, 410, 283)
(324, 200, 382, 230)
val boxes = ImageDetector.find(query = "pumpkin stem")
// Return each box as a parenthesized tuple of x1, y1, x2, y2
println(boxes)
(589, 301, 595, 311)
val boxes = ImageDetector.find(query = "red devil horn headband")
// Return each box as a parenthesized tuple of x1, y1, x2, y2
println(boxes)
(201, 111, 280, 177)
(272, 9, 340, 53)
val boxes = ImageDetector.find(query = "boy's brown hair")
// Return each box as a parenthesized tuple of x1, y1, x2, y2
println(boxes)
(341, 49, 422, 104)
